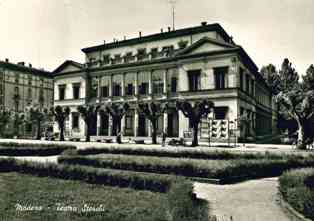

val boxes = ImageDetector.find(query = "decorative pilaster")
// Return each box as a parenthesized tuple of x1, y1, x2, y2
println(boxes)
(163, 113, 168, 133)
(121, 73, 125, 96)
(108, 115, 112, 136)
(96, 113, 101, 136)
(134, 110, 138, 137)
(163, 69, 167, 94)
(109, 74, 113, 97)
(134, 72, 138, 95)
(121, 115, 125, 135)
(149, 70, 153, 95)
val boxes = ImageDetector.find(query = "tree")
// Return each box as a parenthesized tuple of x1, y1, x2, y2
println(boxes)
(51, 106, 70, 141)
(138, 102, 168, 144)
(77, 105, 100, 142)
(104, 103, 129, 144)
(29, 107, 49, 140)
(260, 64, 281, 95)
(274, 59, 314, 149)
(176, 99, 214, 147)
(0, 109, 12, 137)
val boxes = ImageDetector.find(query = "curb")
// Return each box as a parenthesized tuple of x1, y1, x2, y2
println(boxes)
(278, 192, 311, 221)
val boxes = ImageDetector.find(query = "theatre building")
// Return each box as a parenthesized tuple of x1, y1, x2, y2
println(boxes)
(53, 22, 275, 142)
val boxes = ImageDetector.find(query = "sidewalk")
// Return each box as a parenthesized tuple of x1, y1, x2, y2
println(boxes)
(194, 178, 290, 221)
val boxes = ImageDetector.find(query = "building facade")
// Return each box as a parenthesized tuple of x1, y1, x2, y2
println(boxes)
(0, 59, 54, 137)
(53, 22, 275, 142)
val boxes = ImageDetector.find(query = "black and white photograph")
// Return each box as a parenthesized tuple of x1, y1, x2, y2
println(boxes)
(0, 0, 313, 220)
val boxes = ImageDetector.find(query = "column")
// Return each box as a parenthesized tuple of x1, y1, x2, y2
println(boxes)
(134, 110, 138, 137)
(109, 74, 113, 97)
(163, 112, 168, 133)
(134, 72, 138, 95)
(96, 113, 101, 136)
(178, 111, 189, 138)
(147, 119, 151, 137)
(108, 115, 112, 136)
(163, 69, 167, 94)
(121, 73, 125, 96)
(149, 70, 153, 94)
(97, 76, 101, 99)
(121, 115, 125, 135)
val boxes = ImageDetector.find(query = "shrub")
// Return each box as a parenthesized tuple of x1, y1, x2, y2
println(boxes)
(59, 154, 314, 182)
(0, 158, 182, 193)
(279, 168, 314, 220)
(0, 142, 76, 156)
(72, 146, 311, 160)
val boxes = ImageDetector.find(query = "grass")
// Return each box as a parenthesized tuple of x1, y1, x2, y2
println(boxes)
(0, 142, 76, 156)
(59, 154, 314, 182)
(0, 172, 170, 221)
(0, 159, 209, 221)
(279, 168, 314, 220)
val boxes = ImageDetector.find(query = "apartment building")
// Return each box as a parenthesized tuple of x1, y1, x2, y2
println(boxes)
(53, 22, 275, 141)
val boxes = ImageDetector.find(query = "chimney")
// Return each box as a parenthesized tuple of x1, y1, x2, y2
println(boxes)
(139, 31, 142, 38)
(18, 62, 25, 66)
(201, 21, 207, 26)
(161, 28, 163, 33)
(168, 27, 171, 32)
(5, 58, 9, 62)
(29, 63, 32, 68)
(124, 36, 126, 40)
(103, 40, 106, 44)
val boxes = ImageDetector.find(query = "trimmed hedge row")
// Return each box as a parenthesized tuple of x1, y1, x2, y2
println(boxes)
(0, 158, 181, 193)
(0, 142, 76, 156)
(70, 146, 310, 160)
(59, 154, 314, 182)
(279, 168, 314, 220)
(0, 158, 201, 221)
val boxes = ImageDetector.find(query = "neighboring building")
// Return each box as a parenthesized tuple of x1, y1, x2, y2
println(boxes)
(53, 22, 275, 142)
(0, 59, 54, 137)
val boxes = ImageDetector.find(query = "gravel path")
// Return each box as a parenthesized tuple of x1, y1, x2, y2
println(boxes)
(194, 177, 290, 221)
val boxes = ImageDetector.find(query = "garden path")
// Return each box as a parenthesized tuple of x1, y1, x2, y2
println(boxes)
(194, 177, 291, 221)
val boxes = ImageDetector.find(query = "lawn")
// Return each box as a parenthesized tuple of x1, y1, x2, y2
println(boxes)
(0, 172, 187, 221)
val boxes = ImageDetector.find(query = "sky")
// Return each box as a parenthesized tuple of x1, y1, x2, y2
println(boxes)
(0, 0, 313, 75)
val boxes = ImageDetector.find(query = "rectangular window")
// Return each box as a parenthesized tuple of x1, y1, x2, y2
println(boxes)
(112, 83, 121, 96)
(72, 83, 80, 99)
(151, 48, 158, 59)
(139, 82, 149, 95)
(103, 55, 110, 64)
(90, 78, 98, 98)
(101, 86, 109, 97)
(125, 114, 133, 129)
(187, 70, 201, 91)
(137, 48, 147, 61)
(126, 84, 134, 96)
(124, 52, 133, 63)
(240, 68, 244, 90)
(72, 113, 80, 129)
(246, 74, 250, 93)
(171, 77, 177, 93)
(58, 85, 66, 100)
(214, 67, 228, 90)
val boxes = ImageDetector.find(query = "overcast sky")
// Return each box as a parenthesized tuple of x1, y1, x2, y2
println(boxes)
(0, 0, 313, 74)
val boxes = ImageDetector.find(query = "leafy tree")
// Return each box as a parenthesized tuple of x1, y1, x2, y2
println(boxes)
(138, 102, 168, 144)
(176, 99, 214, 147)
(103, 103, 129, 144)
(260, 64, 281, 95)
(274, 59, 314, 149)
(0, 109, 12, 137)
(51, 106, 70, 141)
(13, 112, 26, 138)
(77, 105, 100, 142)
(29, 107, 49, 140)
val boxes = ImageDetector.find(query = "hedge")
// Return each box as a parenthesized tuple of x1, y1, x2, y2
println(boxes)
(279, 168, 314, 220)
(0, 158, 203, 221)
(59, 154, 314, 182)
(70, 146, 310, 160)
(0, 142, 76, 156)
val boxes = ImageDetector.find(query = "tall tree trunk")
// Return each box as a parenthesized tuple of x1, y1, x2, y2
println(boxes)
(86, 123, 90, 142)
(116, 118, 122, 144)
(36, 121, 41, 140)
(60, 125, 65, 141)
(151, 120, 157, 144)
(191, 122, 199, 147)
(296, 118, 306, 149)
